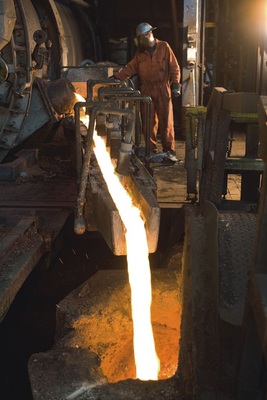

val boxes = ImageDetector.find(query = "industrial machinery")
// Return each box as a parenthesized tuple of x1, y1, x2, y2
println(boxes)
(179, 88, 267, 398)
(0, 0, 161, 257)
(71, 77, 161, 255)
(0, 0, 267, 399)
(0, 0, 104, 162)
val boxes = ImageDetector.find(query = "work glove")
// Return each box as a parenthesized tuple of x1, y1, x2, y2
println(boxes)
(171, 82, 181, 98)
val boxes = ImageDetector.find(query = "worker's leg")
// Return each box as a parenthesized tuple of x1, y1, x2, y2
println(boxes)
(155, 94, 175, 152)
(141, 101, 158, 151)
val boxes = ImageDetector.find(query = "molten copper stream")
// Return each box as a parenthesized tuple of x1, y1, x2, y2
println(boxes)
(93, 131, 159, 380)
(73, 93, 181, 382)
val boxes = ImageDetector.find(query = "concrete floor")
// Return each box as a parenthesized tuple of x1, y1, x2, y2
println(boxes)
(150, 140, 188, 208)
(150, 131, 247, 208)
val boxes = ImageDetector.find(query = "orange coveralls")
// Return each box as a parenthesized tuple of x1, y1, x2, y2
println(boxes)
(115, 39, 181, 152)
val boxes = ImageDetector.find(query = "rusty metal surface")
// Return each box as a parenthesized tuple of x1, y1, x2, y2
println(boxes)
(179, 202, 220, 396)
(224, 157, 264, 172)
(200, 87, 231, 205)
(246, 96, 267, 361)
(222, 92, 258, 114)
(250, 274, 267, 358)
(183, 107, 206, 198)
(0, 144, 78, 323)
(0, 140, 160, 258)
(0, 204, 75, 323)
(122, 156, 160, 253)
(258, 96, 267, 163)
(0, 217, 45, 322)
(0, 149, 41, 182)
(85, 155, 161, 255)
(0, 181, 77, 207)
(67, 66, 118, 98)
(180, 201, 260, 397)
(200, 89, 263, 209)
(87, 175, 126, 255)
(0, 208, 76, 325)
(255, 97, 267, 273)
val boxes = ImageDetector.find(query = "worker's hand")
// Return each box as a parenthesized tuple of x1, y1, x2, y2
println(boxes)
(172, 89, 181, 97)
(171, 83, 181, 97)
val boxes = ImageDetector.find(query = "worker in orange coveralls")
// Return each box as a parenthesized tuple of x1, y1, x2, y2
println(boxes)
(114, 22, 181, 162)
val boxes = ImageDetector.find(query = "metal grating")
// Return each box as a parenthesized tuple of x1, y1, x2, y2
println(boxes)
(218, 211, 257, 326)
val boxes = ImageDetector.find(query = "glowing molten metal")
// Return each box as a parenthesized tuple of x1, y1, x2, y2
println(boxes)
(76, 94, 160, 380)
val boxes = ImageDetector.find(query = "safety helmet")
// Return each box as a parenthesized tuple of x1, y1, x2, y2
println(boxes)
(135, 22, 156, 37)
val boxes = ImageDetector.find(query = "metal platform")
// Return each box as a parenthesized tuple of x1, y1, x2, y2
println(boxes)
(0, 149, 77, 322)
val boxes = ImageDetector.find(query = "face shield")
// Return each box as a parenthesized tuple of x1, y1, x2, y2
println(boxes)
(135, 31, 155, 52)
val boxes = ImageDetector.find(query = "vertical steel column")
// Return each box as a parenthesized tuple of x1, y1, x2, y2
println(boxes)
(182, 0, 204, 107)
(255, 96, 267, 274)
(257, 0, 267, 95)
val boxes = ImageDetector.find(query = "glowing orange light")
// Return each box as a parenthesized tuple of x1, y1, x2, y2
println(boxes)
(75, 93, 160, 380)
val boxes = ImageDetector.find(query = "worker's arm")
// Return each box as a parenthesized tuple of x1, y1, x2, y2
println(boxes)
(114, 55, 138, 80)
(168, 44, 181, 85)
(168, 44, 181, 96)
